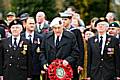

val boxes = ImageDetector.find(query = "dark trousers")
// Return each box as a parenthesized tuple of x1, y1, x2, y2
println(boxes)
(32, 75, 40, 80)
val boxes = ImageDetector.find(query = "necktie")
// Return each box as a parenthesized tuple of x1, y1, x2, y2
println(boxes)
(14, 38, 17, 48)
(28, 35, 32, 44)
(56, 36, 59, 47)
(99, 36, 103, 53)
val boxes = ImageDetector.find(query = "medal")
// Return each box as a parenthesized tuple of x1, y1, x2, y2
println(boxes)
(21, 50, 26, 55)
(23, 45, 27, 50)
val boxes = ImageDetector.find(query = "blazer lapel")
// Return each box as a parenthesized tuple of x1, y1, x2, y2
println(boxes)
(8, 37, 12, 48)
(94, 35, 100, 54)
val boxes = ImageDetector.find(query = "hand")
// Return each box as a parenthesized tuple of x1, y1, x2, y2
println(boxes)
(63, 60, 69, 66)
(43, 64, 48, 70)
(77, 66, 83, 73)
(0, 76, 3, 80)
(117, 77, 120, 80)
(27, 78, 32, 80)
(41, 70, 46, 74)
(86, 77, 91, 80)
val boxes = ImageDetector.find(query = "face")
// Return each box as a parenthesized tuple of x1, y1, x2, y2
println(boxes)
(108, 27, 119, 36)
(62, 18, 71, 28)
(26, 18, 36, 31)
(36, 15, 45, 24)
(10, 25, 22, 37)
(71, 18, 79, 27)
(7, 15, 16, 23)
(52, 24, 63, 36)
(96, 22, 108, 34)
(84, 31, 95, 41)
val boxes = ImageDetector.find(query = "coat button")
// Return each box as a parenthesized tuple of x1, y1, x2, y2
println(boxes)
(101, 58, 103, 61)
(17, 57, 20, 60)
(9, 64, 12, 66)
(10, 56, 13, 59)
(99, 66, 102, 68)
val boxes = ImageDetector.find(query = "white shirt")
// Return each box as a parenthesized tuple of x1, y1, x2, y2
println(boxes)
(12, 35, 20, 46)
(25, 32, 34, 43)
(98, 33, 106, 55)
(54, 33, 62, 46)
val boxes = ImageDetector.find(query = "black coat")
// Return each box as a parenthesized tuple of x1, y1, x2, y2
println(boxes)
(21, 32, 43, 75)
(87, 34, 120, 80)
(0, 36, 32, 80)
(40, 30, 80, 68)
(70, 28, 84, 67)
(0, 27, 5, 38)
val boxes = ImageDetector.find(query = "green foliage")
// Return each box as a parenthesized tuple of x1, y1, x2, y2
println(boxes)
(3, 0, 110, 24)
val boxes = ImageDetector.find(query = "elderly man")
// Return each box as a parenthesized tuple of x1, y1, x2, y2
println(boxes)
(35, 11, 49, 34)
(0, 19, 32, 80)
(87, 18, 120, 80)
(108, 22, 120, 39)
(40, 17, 80, 80)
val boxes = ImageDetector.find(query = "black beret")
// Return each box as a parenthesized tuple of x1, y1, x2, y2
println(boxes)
(9, 19, 23, 28)
(94, 17, 108, 27)
(109, 22, 120, 28)
(20, 13, 29, 21)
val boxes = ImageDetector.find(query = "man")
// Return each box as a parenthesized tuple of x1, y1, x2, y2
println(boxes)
(108, 22, 120, 40)
(35, 11, 49, 34)
(21, 17, 43, 80)
(20, 13, 29, 32)
(5, 12, 16, 27)
(0, 19, 32, 80)
(40, 17, 80, 80)
(60, 11, 84, 76)
(87, 18, 120, 80)
(105, 12, 116, 23)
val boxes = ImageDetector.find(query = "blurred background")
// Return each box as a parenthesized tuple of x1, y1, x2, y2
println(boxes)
(0, 0, 120, 24)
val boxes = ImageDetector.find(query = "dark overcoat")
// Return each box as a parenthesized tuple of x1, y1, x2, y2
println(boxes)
(0, 36, 32, 80)
(87, 34, 120, 80)
(40, 30, 80, 68)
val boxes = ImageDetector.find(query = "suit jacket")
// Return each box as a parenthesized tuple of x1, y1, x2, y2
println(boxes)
(21, 32, 43, 75)
(87, 34, 120, 80)
(0, 36, 32, 80)
(40, 30, 80, 69)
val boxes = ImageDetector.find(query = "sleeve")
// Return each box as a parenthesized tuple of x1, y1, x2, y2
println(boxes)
(65, 34, 80, 66)
(87, 38, 92, 77)
(114, 38, 120, 77)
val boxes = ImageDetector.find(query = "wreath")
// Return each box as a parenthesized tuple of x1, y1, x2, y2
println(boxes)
(48, 59, 73, 80)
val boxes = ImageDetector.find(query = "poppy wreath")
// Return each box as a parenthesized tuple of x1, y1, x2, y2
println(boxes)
(48, 59, 73, 80)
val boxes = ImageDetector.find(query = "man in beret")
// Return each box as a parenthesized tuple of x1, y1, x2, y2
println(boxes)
(0, 19, 32, 80)
(40, 17, 80, 80)
(87, 17, 120, 80)
(6, 12, 16, 27)
(108, 22, 120, 39)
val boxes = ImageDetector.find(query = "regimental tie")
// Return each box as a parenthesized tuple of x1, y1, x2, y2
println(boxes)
(14, 38, 17, 49)
(28, 35, 32, 45)
(56, 36, 59, 48)
(99, 36, 103, 53)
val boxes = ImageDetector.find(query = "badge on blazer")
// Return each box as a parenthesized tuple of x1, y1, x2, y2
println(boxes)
(23, 45, 27, 50)
(21, 44, 27, 55)
(36, 38, 41, 53)
(36, 47, 41, 53)
(19, 41, 23, 47)
(106, 38, 111, 46)
(21, 50, 26, 55)
(107, 48, 114, 55)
